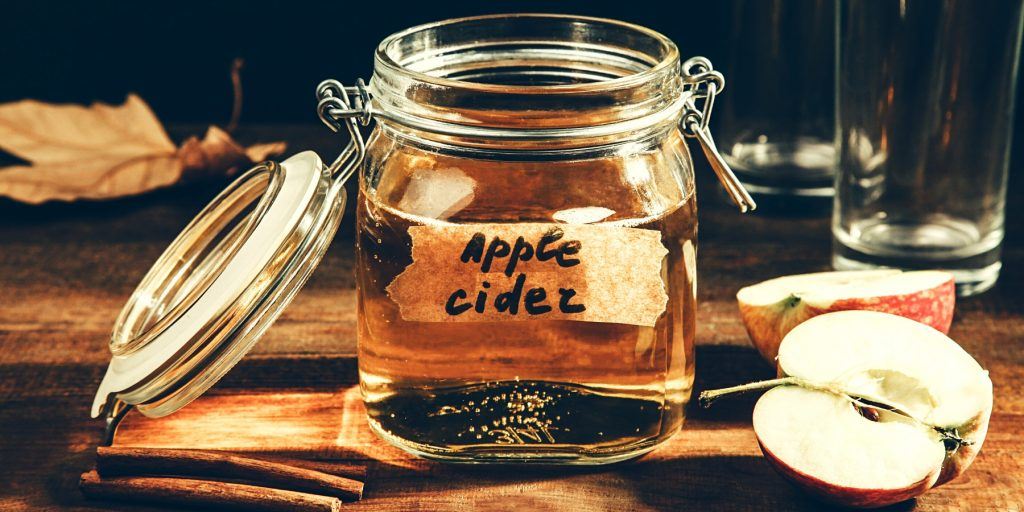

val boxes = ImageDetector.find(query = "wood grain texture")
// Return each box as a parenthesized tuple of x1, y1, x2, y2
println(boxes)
(95, 447, 363, 501)
(1, 125, 1022, 511)
(79, 470, 343, 512)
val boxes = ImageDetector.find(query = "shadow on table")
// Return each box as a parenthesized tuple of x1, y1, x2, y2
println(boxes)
(689, 344, 776, 422)
(385, 455, 917, 512)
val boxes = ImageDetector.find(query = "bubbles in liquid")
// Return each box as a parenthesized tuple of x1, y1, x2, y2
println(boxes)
(355, 144, 697, 462)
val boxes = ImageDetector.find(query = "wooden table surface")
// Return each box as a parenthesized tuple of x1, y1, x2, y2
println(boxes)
(1, 126, 1022, 511)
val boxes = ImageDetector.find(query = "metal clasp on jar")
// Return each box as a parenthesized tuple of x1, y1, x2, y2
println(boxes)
(680, 58, 757, 213)
(315, 59, 756, 213)
(314, 78, 369, 186)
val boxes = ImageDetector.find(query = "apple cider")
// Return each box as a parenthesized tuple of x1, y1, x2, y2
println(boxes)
(356, 132, 697, 463)
(347, 14, 740, 464)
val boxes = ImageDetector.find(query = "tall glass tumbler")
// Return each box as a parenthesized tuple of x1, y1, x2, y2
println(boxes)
(716, 0, 836, 208)
(834, 0, 1024, 296)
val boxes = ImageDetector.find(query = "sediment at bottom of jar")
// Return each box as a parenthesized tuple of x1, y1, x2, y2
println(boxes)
(362, 379, 687, 464)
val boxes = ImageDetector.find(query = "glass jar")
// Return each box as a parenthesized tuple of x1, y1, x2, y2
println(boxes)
(90, 13, 752, 465)
(338, 14, 750, 464)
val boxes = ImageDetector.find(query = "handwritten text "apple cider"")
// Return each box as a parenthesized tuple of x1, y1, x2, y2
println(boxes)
(386, 223, 667, 326)
(444, 228, 586, 317)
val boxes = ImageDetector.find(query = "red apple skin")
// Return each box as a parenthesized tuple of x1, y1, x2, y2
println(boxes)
(740, 277, 955, 362)
(757, 439, 939, 508)
(825, 278, 955, 335)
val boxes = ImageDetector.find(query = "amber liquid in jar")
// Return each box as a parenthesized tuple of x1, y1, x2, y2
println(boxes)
(356, 130, 697, 463)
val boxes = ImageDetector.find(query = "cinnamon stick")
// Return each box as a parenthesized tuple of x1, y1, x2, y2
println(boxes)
(79, 470, 341, 512)
(262, 456, 367, 482)
(96, 447, 363, 502)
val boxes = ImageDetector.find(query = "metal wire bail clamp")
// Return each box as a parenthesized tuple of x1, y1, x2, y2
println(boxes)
(316, 78, 371, 185)
(681, 57, 757, 213)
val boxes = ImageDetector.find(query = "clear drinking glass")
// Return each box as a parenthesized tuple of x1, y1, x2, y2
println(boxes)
(834, 0, 1024, 296)
(715, 0, 837, 208)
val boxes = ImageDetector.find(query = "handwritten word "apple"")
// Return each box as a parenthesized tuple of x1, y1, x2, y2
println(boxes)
(444, 227, 586, 317)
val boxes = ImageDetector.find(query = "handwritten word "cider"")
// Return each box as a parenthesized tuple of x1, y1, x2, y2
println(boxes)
(444, 228, 586, 317)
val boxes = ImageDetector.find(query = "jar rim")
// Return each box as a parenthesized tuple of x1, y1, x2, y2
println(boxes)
(374, 13, 681, 95)
(367, 13, 689, 148)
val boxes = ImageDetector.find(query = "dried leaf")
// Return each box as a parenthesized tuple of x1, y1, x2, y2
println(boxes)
(244, 142, 289, 164)
(178, 126, 258, 179)
(0, 95, 286, 204)
(0, 155, 184, 204)
(0, 94, 175, 163)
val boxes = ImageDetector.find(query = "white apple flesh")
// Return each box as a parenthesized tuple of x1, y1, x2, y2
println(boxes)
(755, 386, 946, 508)
(737, 270, 955, 362)
(747, 311, 992, 508)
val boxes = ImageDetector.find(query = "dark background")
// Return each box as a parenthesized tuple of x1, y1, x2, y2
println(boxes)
(0, 1, 761, 125)
(3, 1, 1022, 126)
(0, 0, 1020, 212)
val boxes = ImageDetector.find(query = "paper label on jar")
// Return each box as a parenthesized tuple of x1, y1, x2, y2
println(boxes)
(386, 223, 669, 327)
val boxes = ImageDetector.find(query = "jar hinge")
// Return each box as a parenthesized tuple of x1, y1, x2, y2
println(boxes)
(681, 57, 757, 213)
(100, 398, 134, 446)
(316, 79, 371, 185)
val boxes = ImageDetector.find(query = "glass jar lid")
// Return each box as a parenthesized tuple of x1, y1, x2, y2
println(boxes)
(91, 151, 346, 421)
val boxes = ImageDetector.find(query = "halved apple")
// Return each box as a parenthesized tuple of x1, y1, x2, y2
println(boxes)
(705, 311, 992, 508)
(737, 270, 955, 362)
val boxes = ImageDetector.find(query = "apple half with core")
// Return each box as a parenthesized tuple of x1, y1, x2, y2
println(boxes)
(701, 311, 992, 508)
(737, 270, 955, 362)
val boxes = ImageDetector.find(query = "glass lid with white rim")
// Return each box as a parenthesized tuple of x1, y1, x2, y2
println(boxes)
(90, 150, 352, 440)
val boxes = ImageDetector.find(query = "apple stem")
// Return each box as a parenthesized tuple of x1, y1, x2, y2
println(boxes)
(701, 378, 974, 450)
(699, 377, 801, 408)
